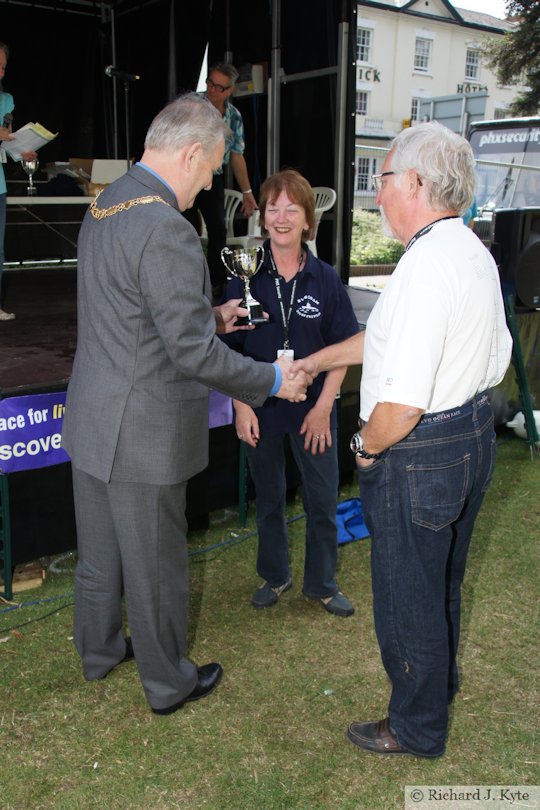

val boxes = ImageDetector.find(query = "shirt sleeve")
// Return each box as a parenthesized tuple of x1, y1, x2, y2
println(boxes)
(0, 93, 15, 118)
(227, 105, 245, 156)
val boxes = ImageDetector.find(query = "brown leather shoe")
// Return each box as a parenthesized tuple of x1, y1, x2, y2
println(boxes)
(346, 717, 409, 755)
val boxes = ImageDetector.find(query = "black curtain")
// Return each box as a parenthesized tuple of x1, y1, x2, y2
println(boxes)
(2, 0, 355, 275)
(114, 0, 212, 158)
(2, 0, 212, 166)
(2, 8, 103, 164)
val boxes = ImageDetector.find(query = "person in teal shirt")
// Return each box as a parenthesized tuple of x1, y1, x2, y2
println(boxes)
(462, 196, 477, 229)
(0, 40, 36, 321)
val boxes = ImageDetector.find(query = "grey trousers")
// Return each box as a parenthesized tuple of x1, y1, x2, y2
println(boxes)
(71, 466, 198, 710)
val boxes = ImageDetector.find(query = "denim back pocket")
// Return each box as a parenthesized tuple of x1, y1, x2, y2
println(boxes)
(407, 454, 470, 531)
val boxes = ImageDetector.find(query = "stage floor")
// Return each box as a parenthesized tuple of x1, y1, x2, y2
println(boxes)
(1, 267, 77, 393)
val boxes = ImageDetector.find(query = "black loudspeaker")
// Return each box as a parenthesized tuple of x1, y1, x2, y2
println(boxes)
(491, 208, 540, 309)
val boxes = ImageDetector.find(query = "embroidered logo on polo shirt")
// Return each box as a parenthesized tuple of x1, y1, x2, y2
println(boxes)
(296, 295, 321, 319)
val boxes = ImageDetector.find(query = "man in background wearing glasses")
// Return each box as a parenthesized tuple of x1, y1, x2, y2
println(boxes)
(184, 62, 258, 298)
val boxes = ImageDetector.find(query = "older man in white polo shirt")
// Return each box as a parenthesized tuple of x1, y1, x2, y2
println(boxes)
(292, 121, 512, 758)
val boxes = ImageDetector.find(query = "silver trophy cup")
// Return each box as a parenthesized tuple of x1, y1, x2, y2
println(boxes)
(22, 157, 39, 196)
(220, 245, 267, 325)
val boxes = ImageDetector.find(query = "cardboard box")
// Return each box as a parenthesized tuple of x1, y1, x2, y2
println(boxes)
(9, 561, 46, 593)
(68, 158, 128, 196)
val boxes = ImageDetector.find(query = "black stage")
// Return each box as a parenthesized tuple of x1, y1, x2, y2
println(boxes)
(1, 267, 77, 393)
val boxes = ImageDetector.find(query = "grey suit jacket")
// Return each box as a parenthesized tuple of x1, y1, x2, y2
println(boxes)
(62, 165, 275, 485)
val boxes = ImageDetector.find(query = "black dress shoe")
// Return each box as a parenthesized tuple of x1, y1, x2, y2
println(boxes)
(97, 637, 135, 680)
(346, 717, 410, 755)
(152, 662, 223, 716)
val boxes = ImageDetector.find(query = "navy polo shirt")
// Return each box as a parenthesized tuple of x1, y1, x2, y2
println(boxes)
(222, 242, 359, 437)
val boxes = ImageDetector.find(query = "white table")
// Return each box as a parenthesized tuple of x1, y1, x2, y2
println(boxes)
(6, 196, 94, 205)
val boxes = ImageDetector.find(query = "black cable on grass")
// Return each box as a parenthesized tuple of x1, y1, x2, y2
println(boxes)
(0, 512, 308, 630)
(0, 600, 74, 633)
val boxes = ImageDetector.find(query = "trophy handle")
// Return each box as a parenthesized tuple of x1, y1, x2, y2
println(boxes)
(221, 246, 233, 275)
(254, 245, 265, 272)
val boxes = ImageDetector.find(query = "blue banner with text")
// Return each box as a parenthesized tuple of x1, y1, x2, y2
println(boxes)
(0, 392, 69, 474)
(0, 389, 233, 475)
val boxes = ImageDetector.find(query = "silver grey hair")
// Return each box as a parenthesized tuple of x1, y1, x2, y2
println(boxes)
(209, 61, 239, 85)
(144, 92, 230, 155)
(390, 122, 475, 215)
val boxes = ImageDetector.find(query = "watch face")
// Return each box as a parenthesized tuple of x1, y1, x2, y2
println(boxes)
(350, 431, 362, 454)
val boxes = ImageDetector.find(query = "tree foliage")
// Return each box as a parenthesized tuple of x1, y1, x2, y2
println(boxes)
(350, 210, 404, 265)
(484, 1, 540, 116)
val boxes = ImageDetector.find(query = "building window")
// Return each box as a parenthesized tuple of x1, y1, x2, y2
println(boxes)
(356, 91, 369, 115)
(411, 98, 421, 122)
(465, 48, 480, 81)
(356, 156, 378, 192)
(494, 108, 509, 120)
(414, 37, 432, 73)
(356, 27, 372, 63)
(356, 157, 370, 191)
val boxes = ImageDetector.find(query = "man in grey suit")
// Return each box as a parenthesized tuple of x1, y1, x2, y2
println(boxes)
(62, 93, 308, 715)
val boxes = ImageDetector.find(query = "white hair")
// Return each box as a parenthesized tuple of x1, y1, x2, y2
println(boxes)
(144, 92, 230, 156)
(390, 122, 475, 215)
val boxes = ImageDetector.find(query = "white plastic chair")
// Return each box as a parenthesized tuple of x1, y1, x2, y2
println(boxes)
(307, 186, 337, 257)
(224, 189, 244, 242)
(200, 188, 244, 245)
(224, 189, 264, 250)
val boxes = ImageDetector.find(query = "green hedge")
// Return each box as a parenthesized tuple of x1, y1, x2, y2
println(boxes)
(350, 209, 404, 265)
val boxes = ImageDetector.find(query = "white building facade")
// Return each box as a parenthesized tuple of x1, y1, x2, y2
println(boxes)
(354, 0, 522, 206)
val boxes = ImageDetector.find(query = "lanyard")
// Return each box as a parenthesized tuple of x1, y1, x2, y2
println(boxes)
(405, 216, 459, 252)
(269, 250, 303, 350)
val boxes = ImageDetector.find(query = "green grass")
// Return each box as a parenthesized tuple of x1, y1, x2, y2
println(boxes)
(1, 433, 538, 809)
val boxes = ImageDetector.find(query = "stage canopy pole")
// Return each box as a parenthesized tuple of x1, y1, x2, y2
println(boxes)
(102, 2, 119, 159)
(268, 0, 281, 176)
(334, 19, 349, 273)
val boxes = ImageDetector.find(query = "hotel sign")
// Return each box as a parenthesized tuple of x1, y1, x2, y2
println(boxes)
(456, 83, 488, 93)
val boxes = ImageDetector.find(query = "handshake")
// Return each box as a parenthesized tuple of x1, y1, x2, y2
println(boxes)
(274, 354, 319, 403)
(216, 299, 363, 405)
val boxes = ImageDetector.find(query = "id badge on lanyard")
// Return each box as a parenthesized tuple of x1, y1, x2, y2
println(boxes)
(270, 251, 301, 363)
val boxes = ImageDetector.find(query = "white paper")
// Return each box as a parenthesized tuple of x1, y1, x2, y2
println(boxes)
(2, 122, 58, 161)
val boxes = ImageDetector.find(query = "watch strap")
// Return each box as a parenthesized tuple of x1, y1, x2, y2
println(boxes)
(355, 448, 382, 460)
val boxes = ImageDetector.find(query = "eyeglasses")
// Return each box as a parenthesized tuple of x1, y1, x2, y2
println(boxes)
(371, 171, 396, 191)
(206, 77, 232, 93)
(371, 171, 423, 191)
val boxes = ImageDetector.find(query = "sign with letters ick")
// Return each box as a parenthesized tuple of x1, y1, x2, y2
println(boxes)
(0, 392, 70, 474)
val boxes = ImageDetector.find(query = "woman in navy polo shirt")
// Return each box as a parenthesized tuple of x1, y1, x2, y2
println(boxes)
(223, 170, 359, 616)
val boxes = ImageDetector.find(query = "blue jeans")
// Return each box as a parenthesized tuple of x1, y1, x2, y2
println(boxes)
(358, 393, 496, 757)
(246, 430, 340, 598)
(0, 192, 6, 302)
